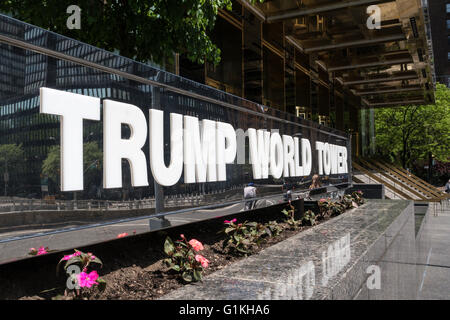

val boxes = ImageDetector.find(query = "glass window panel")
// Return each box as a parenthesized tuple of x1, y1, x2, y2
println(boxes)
(206, 16, 242, 97)
(263, 47, 284, 111)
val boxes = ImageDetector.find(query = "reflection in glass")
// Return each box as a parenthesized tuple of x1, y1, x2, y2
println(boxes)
(0, 13, 351, 264)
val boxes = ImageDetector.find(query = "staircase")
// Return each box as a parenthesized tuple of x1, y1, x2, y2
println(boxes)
(352, 158, 448, 202)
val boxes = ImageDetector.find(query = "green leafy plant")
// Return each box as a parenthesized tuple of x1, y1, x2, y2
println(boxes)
(247, 221, 266, 244)
(222, 218, 283, 255)
(222, 219, 260, 255)
(281, 202, 301, 229)
(327, 201, 346, 217)
(163, 235, 209, 282)
(340, 194, 355, 210)
(265, 220, 284, 237)
(317, 198, 332, 219)
(351, 190, 365, 206)
(248, 221, 283, 243)
(302, 210, 317, 226)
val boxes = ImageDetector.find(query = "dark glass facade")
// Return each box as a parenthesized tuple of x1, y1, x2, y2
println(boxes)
(180, 1, 361, 141)
(427, 0, 450, 87)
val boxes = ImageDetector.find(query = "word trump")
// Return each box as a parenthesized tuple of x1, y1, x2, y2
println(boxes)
(40, 88, 348, 192)
(40, 87, 236, 191)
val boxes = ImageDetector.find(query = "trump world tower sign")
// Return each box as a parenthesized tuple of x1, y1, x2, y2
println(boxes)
(40, 88, 349, 192)
(0, 14, 351, 263)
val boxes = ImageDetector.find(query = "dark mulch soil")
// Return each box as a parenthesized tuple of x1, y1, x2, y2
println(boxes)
(0, 204, 333, 300)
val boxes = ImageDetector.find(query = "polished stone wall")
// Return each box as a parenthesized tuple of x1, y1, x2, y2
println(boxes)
(161, 200, 418, 300)
(415, 203, 433, 296)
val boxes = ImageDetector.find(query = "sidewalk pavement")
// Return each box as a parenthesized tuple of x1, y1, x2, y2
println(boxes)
(417, 201, 450, 299)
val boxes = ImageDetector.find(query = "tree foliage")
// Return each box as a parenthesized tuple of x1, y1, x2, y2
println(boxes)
(42, 145, 60, 183)
(0, 144, 25, 195)
(0, 143, 25, 174)
(42, 141, 102, 189)
(375, 83, 450, 168)
(0, 0, 262, 66)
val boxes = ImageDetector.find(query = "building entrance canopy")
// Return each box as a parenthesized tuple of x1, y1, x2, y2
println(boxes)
(248, 0, 435, 108)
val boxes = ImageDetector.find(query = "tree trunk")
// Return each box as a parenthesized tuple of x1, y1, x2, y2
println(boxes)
(402, 140, 407, 169)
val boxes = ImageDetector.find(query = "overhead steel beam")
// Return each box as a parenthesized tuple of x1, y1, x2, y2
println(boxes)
(267, 0, 390, 22)
(304, 34, 406, 53)
(237, 0, 266, 21)
(343, 74, 418, 85)
(328, 58, 413, 72)
(357, 87, 422, 95)
(286, 35, 304, 52)
(367, 100, 425, 107)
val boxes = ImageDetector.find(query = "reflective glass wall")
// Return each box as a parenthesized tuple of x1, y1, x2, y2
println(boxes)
(0, 14, 351, 264)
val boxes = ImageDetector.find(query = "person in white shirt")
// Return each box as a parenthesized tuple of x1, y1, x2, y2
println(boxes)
(244, 182, 257, 210)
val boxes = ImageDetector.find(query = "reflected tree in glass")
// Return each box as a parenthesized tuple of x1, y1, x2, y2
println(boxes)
(0, 143, 25, 196)
(42, 142, 102, 198)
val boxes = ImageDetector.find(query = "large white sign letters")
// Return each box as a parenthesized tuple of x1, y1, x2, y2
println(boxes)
(40, 88, 348, 191)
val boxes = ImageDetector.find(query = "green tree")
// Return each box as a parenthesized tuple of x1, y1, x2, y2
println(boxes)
(42, 141, 102, 192)
(375, 83, 450, 169)
(0, 143, 25, 196)
(42, 145, 60, 184)
(0, 0, 262, 66)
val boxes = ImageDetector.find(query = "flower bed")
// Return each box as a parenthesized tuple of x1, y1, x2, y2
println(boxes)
(0, 191, 365, 300)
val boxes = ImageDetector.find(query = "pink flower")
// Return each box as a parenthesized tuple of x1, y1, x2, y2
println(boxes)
(117, 233, 128, 238)
(37, 246, 48, 255)
(73, 251, 82, 257)
(188, 239, 204, 252)
(319, 198, 326, 202)
(224, 218, 237, 224)
(77, 270, 99, 288)
(195, 254, 209, 268)
(62, 254, 73, 260)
